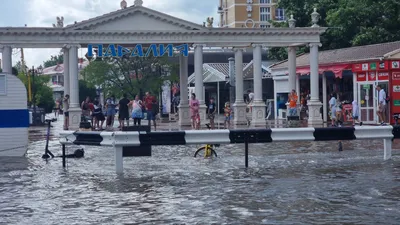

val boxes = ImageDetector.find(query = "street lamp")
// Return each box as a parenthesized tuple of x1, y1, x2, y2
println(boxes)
(29, 65, 43, 125)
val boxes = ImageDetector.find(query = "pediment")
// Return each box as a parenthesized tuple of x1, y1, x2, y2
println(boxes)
(66, 5, 206, 31)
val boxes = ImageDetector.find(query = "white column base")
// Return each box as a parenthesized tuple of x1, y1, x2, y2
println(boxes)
(383, 138, 392, 160)
(251, 101, 266, 126)
(68, 107, 82, 130)
(178, 104, 191, 126)
(199, 105, 207, 123)
(233, 102, 247, 125)
(307, 100, 323, 126)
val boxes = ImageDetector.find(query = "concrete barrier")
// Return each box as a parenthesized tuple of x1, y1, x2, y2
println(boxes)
(60, 126, 396, 174)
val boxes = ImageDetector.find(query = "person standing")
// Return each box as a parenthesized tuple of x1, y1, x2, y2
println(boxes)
(54, 99, 60, 118)
(81, 96, 91, 117)
(207, 97, 216, 129)
(63, 95, 70, 130)
(288, 89, 298, 116)
(224, 102, 232, 129)
(118, 94, 130, 129)
(144, 92, 156, 128)
(376, 85, 387, 125)
(106, 96, 117, 129)
(352, 100, 363, 126)
(93, 100, 105, 130)
(189, 93, 200, 129)
(329, 93, 337, 127)
(129, 95, 143, 126)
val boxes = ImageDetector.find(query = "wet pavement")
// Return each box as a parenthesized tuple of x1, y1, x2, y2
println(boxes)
(0, 115, 399, 224)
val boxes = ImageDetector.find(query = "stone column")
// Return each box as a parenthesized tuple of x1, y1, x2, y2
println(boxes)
(178, 54, 191, 126)
(296, 75, 300, 102)
(63, 48, 70, 96)
(233, 48, 247, 125)
(193, 44, 206, 122)
(307, 43, 323, 126)
(0, 45, 12, 74)
(322, 72, 327, 123)
(353, 72, 357, 101)
(67, 44, 81, 130)
(287, 46, 297, 115)
(251, 44, 266, 126)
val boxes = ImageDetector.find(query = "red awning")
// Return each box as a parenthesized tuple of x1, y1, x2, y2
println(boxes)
(296, 64, 352, 78)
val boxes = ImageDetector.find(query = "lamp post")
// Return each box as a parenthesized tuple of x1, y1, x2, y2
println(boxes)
(29, 65, 43, 124)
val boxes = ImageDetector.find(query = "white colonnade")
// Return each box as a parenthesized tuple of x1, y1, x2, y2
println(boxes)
(0, 45, 12, 74)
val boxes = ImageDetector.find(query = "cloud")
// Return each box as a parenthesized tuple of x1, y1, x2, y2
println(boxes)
(1, 0, 218, 68)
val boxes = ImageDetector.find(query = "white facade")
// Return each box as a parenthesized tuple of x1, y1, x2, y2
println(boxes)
(0, 73, 29, 156)
(0, 2, 325, 128)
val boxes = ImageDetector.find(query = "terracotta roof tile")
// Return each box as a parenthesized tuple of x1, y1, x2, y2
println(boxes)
(271, 41, 400, 69)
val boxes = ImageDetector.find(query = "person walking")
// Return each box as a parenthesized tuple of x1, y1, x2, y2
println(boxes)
(118, 94, 130, 129)
(189, 93, 200, 129)
(376, 85, 387, 125)
(129, 95, 143, 126)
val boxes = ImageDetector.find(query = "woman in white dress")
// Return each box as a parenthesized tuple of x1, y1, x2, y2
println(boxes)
(129, 95, 143, 126)
(329, 93, 337, 127)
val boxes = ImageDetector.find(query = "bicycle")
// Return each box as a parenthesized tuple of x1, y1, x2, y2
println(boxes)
(193, 123, 219, 158)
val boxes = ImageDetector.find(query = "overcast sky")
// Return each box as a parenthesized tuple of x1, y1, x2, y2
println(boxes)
(0, 0, 218, 68)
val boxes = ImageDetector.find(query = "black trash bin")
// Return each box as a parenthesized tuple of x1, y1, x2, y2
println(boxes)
(30, 107, 45, 126)
(122, 125, 151, 157)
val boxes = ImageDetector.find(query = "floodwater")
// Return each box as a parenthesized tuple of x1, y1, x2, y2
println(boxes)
(0, 118, 399, 224)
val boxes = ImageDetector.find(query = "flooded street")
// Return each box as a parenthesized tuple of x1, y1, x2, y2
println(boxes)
(0, 118, 399, 224)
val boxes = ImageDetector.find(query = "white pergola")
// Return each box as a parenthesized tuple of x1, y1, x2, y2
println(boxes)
(0, 2, 326, 128)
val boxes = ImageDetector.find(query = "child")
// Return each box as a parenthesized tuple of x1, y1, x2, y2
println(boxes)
(194, 113, 201, 130)
(224, 102, 232, 129)
(352, 100, 363, 126)
(150, 99, 158, 131)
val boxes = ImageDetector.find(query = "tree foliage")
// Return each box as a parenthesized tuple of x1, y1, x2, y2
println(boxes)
(43, 54, 64, 68)
(79, 80, 97, 103)
(82, 55, 178, 99)
(17, 72, 54, 113)
(269, 0, 400, 60)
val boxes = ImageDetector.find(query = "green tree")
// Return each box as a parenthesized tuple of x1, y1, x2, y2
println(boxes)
(82, 55, 178, 99)
(17, 72, 55, 113)
(43, 54, 64, 68)
(79, 80, 97, 103)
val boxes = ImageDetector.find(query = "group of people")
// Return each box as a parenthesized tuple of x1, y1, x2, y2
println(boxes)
(62, 92, 159, 131)
(190, 93, 232, 130)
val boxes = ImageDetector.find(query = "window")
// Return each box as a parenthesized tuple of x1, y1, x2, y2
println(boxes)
(275, 8, 285, 21)
(259, 7, 271, 21)
(260, 0, 271, 3)
(0, 75, 6, 95)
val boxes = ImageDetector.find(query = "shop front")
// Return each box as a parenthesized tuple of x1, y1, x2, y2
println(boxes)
(352, 61, 391, 124)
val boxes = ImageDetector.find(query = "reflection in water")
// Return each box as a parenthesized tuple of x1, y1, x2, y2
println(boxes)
(0, 120, 399, 224)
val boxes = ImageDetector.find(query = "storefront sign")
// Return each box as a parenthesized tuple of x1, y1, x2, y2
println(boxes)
(362, 63, 368, 71)
(392, 72, 400, 80)
(393, 85, 400, 92)
(352, 61, 389, 72)
(377, 72, 389, 80)
(367, 72, 376, 81)
(370, 62, 376, 70)
(394, 100, 400, 106)
(363, 84, 370, 89)
(392, 61, 400, 69)
(356, 73, 367, 81)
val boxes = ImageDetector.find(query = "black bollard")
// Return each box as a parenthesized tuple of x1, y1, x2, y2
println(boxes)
(245, 141, 249, 168)
(338, 141, 343, 151)
(62, 144, 66, 167)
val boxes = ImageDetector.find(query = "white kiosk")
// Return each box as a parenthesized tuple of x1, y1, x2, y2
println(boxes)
(0, 73, 29, 156)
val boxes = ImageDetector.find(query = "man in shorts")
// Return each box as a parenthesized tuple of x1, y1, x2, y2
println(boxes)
(144, 91, 156, 129)
(376, 85, 387, 125)
(63, 94, 70, 130)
